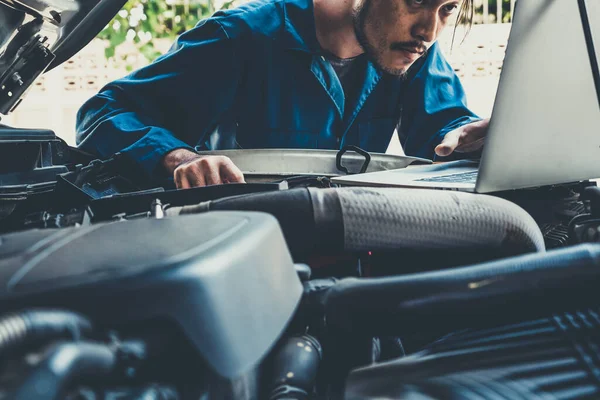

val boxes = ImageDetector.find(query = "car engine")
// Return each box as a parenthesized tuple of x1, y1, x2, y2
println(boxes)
(1, 0, 600, 398)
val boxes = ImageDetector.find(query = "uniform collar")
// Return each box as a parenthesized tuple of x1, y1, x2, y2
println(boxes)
(279, 0, 323, 53)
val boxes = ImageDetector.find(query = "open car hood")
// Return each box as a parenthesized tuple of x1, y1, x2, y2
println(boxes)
(0, 0, 127, 114)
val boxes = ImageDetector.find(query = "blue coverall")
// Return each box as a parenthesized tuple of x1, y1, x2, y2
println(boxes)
(76, 0, 479, 183)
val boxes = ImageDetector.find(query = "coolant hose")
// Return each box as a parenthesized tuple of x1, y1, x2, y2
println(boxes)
(166, 187, 545, 258)
(0, 309, 92, 357)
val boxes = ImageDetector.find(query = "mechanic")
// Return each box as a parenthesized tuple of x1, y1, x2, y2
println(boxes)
(76, 0, 489, 188)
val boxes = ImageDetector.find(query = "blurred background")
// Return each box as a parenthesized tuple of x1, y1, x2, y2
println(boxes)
(1, 0, 515, 154)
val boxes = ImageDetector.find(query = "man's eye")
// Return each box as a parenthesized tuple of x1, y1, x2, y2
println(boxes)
(443, 4, 458, 12)
(412, 0, 425, 5)
(442, 4, 458, 15)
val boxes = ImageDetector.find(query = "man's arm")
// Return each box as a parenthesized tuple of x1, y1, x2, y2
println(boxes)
(399, 42, 484, 161)
(76, 18, 244, 186)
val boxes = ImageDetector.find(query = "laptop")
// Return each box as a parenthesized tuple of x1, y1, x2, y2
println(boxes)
(332, 0, 600, 193)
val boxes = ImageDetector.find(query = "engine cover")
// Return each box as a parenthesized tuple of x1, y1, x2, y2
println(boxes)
(0, 211, 302, 378)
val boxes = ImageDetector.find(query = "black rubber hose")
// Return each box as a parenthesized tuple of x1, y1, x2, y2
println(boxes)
(0, 309, 92, 357)
(167, 187, 544, 261)
(322, 243, 600, 338)
(267, 334, 323, 400)
(11, 342, 116, 400)
(172, 187, 343, 258)
(317, 243, 600, 390)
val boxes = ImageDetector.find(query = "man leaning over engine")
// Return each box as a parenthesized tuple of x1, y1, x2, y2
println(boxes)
(76, 0, 489, 188)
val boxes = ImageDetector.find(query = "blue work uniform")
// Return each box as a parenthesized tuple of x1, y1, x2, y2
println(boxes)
(76, 0, 479, 183)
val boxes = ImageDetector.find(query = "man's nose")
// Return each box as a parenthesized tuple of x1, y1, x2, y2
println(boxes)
(411, 11, 439, 44)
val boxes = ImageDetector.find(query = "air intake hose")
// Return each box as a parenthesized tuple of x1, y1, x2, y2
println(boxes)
(167, 187, 545, 258)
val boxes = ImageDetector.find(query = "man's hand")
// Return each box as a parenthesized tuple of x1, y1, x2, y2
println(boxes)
(434, 118, 490, 157)
(163, 148, 245, 189)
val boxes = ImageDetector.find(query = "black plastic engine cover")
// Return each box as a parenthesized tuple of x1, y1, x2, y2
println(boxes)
(0, 125, 69, 174)
(0, 211, 303, 378)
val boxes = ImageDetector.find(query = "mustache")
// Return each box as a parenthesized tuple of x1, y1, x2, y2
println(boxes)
(390, 41, 427, 54)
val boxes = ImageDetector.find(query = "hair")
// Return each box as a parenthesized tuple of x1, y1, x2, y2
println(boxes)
(457, 0, 475, 27)
(453, 0, 475, 47)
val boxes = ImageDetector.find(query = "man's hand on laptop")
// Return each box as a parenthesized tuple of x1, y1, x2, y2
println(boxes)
(435, 118, 490, 157)
(163, 148, 246, 189)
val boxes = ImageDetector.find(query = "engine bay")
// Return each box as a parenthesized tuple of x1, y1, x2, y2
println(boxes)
(0, 127, 598, 399)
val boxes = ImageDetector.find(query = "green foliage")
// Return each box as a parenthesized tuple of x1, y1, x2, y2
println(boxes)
(474, 0, 514, 23)
(99, 0, 511, 67)
(97, 0, 227, 66)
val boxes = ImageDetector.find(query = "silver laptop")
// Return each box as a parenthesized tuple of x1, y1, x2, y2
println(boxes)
(332, 0, 600, 193)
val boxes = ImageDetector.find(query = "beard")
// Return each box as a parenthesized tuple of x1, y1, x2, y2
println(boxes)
(352, 0, 422, 78)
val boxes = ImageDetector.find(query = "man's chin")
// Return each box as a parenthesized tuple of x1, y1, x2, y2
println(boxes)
(376, 62, 410, 77)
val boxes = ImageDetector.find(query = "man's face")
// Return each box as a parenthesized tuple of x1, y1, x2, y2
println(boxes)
(354, 0, 461, 76)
